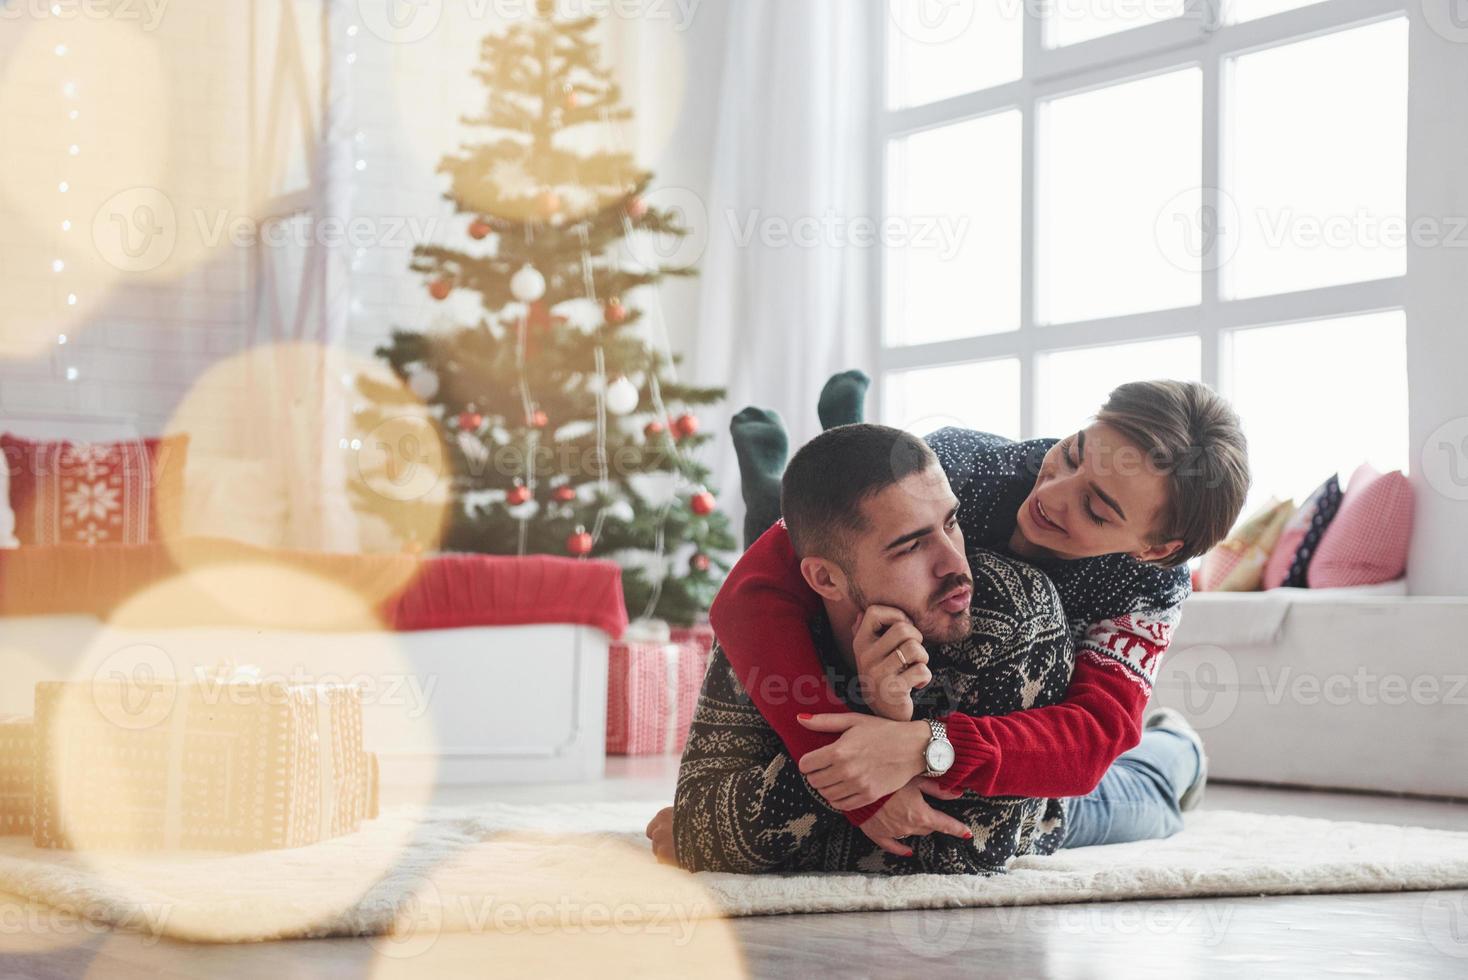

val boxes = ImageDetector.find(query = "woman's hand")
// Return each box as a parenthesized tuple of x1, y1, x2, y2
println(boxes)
(795, 712, 931, 810)
(858, 778, 974, 857)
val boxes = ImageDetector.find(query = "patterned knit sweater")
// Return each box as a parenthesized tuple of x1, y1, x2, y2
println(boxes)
(674, 549, 1073, 876)
(708, 426, 1192, 826)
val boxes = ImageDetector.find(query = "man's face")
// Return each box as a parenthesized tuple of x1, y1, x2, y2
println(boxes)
(843, 464, 973, 645)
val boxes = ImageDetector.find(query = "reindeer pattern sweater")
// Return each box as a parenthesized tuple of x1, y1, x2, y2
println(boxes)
(707, 427, 1192, 826)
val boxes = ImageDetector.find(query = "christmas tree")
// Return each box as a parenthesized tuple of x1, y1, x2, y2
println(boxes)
(353, 2, 735, 627)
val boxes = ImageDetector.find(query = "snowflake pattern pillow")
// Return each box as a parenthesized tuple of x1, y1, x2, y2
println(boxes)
(0, 434, 189, 547)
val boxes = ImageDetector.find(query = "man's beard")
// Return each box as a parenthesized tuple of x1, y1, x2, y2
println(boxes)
(846, 570, 973, 646)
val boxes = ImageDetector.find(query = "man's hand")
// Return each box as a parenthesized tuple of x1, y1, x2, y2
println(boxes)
(796, 712, 931, 810)
(859, 778, 974, 857)
(645, 805, 677, 865)
(852, 605, 931, 722)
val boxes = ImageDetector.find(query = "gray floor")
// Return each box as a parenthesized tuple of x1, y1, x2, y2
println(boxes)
(2, 756, 1466, 979)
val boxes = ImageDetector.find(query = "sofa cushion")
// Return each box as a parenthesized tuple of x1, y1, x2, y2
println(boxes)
(0, 433, 189, 547)
(1307, 463, 1413, 588)
(1199, 497, 1295, 591)
(1262, 474, 1343, 589)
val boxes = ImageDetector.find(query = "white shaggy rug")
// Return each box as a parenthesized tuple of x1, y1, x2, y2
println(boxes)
(2, 801, 1467, 944)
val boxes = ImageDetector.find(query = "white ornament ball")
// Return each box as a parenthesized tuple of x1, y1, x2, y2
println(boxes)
(510, 264, 546, 303)
(606, 499, 636, 524)
(408, 367, 439, 400)
(605, 376, 640, 416)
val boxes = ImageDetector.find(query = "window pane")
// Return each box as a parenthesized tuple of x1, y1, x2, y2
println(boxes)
(1223, 19, 1408, 299)
(1046, 0, 1188, 48)
(887, 1, 1023, 108)
(1038, 69, 1201, 324)
(884, 359, 1021, 441)
(1224, 0, 1323, 24)
(885, 111, 1022, 346)
(1225, 311, 1407, 515)
(1035, 336, 1201, 437)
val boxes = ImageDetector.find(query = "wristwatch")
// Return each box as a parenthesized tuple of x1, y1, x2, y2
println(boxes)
(922, 718, 955, 778)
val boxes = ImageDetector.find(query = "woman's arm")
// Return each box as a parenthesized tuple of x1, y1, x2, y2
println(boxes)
(707, 521, 891, 825)
(934, 606, 1179, 798)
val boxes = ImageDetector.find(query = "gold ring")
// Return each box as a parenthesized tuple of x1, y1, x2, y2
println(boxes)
(896, 650, 908, 667)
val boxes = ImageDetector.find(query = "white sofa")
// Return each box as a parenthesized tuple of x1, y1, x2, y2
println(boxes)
(1152, 582, 1468, 798)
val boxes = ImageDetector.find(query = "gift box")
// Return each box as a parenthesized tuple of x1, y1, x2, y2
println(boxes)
(0, 717, 33, 837)
(606, 629, 714, 756)
(31, 679, 372, 851)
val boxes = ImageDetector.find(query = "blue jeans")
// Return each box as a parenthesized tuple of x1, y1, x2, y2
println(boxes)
(1059, 727, 1203, 849)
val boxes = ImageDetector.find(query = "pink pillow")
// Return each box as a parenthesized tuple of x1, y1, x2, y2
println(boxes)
(1307, 463, 1413, 588)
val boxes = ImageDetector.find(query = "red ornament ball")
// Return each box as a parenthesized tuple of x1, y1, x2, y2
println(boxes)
(506, 482, 531, 506)
(468, 218, 493, 240)
(527, 409, 549, 429)
(644, 420, 666, 441)
(538, 190, 562, 217)
(604, 298, 627, 324)
(429, 278, 453, 301)
(457, 411, 484, 431)
(566, 527, 594, 556)
(563, 88, 581, 110)
(626, 196, 648, 220)
(690, 552, 711, 573)
(672, 413, 700, 439)
(690, 490, 717, 516)
(552, 485, 577, 503)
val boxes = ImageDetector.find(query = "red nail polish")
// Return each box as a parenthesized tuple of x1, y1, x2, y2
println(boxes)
(963, 831, 974, 840)
(797, 713, 812, 720)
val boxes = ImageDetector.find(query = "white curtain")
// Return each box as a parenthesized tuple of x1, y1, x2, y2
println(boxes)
(687, 1, 875, 538)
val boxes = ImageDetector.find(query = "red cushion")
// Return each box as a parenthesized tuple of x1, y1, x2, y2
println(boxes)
(0, 434, 189, 547)
(1307, 463, 1413, 588)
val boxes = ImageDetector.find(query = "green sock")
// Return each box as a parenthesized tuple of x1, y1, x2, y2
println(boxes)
(818, 370, 871, 430)
(730, 406, 789, 549)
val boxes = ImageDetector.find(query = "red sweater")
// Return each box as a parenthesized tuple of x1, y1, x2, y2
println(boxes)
(708, 523, 1159, 826)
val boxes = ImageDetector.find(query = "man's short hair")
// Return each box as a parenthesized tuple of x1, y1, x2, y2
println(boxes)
(780, 423, 939, 567)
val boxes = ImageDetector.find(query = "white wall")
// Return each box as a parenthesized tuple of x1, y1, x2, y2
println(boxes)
(1405, 9, 1468, 596)
(0, 4, 249, 437)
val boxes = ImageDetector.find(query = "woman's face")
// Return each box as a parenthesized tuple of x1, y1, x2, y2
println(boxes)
(1014, 421, 1184, 563)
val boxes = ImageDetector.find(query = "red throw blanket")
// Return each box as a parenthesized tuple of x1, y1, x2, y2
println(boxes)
(0, 539, 628, 639)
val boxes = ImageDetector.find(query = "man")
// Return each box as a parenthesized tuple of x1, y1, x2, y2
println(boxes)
(647, 423, 1204, 874)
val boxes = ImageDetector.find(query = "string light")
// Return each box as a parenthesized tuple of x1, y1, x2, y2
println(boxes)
(56, 6, 80, 374)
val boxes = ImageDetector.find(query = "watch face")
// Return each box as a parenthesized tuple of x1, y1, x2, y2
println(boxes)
(926, 739, 955, 772)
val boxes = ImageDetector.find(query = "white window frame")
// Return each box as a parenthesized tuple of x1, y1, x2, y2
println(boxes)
(867, 0, 1409, 439)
